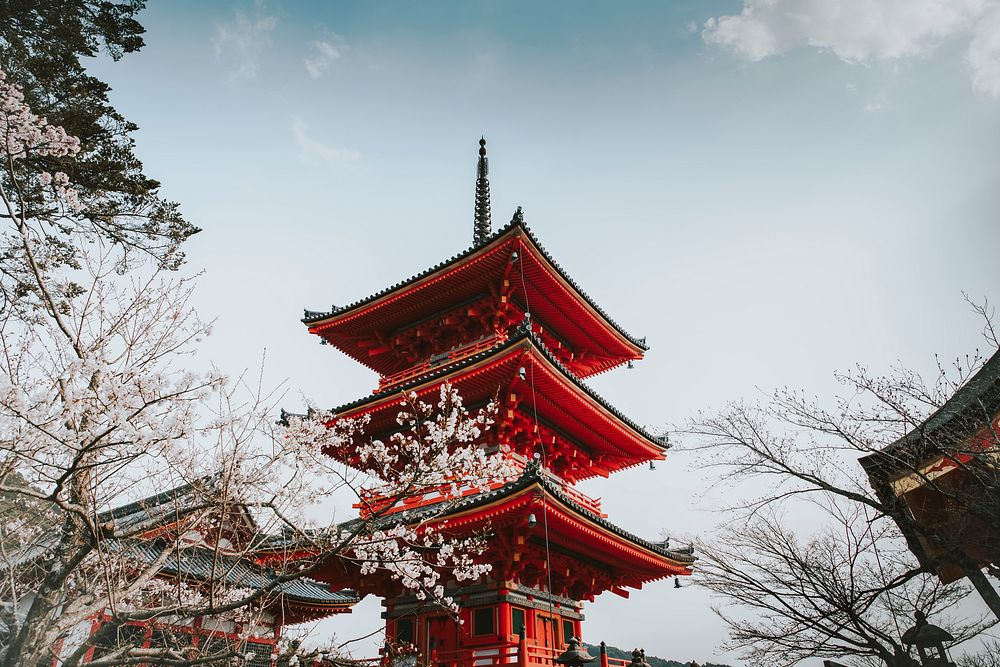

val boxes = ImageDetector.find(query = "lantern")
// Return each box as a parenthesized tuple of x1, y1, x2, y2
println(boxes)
(553, 638, 596, 667)
(901, 611, 956, 666)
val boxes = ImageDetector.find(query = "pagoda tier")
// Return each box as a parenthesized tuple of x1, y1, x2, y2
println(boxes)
(302, 220, 648, 382)
(321, 329, 667, 483)
(308, 464, 694, 602)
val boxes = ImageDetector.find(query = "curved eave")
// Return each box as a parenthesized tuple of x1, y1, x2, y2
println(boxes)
(861, 349, 1000, 480)
(303, 221, 648, 376)
(450, 484, 692, 575)
(326, 330, 667, 463)
(364, 469, 693, 576)
(279, 598, 357, 623)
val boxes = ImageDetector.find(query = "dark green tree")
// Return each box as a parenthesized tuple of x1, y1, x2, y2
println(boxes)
(0, 0, 198, 314)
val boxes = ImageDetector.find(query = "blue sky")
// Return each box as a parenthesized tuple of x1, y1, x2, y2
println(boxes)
(89, 1, 999, 663)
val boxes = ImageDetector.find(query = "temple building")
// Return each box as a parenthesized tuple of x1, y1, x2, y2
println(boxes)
(860, 349, 1000, 585)
(3, 477, 357, 664)
(300, 140, 694, 665)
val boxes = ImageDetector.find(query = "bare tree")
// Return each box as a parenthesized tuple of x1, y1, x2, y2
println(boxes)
(686, 308, 999, 667)
(957, 640, 1000, 667)
(697, 495, 988, 667)
(0, 65, 516, 667)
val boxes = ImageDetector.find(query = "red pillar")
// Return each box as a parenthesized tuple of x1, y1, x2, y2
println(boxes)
(600, 641, 609, 667)
(517, 628, 528, 667)
(498, 600, 512, 641)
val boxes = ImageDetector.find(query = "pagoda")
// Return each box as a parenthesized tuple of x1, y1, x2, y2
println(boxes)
(302, 140, 694, 666)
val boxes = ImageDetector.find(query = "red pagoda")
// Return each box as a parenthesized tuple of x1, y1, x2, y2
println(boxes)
(302, 140, 694, 666)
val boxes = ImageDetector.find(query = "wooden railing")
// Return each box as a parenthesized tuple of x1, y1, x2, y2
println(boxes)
(376, 335, 503, 393)
(429, 642, 520, 667)
(549, 477, 604, 517)
(354, 463, 605, 520)
(373, 638, 640, 667)
(354, 478, 511, 518)
(425, 637, 556, 667)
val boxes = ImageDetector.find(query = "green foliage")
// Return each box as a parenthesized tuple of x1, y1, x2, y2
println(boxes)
(0, 0, 198, 289)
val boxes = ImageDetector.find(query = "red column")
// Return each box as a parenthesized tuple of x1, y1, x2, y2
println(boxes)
(517, 628, 528, 667)
(498, 601, 512, 641)
(600, 642, 609, 667)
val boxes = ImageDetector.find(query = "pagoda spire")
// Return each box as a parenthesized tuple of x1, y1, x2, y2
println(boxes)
(473, 137, 491, 246)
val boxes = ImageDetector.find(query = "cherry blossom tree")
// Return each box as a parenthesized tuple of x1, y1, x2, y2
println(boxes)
(0, 66, 516, 667)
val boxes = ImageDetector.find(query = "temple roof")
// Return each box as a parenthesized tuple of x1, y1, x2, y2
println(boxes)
(123, 539, 357, 609)
(859, 348, 1000, 583)
(302, 219, 648, 378)
(860, 348, 1000, 475)
(5, 478, 358, 623)
(344, 462, 694, 569)
(102, 475, 225, 534)
(327, 327, 666, 455)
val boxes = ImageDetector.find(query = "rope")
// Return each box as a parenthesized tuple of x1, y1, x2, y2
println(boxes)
(515, 245, 560, 651)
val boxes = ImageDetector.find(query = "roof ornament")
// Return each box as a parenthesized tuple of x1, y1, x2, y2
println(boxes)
(473, 137, 492, 246)
(511, 205, 524, 225)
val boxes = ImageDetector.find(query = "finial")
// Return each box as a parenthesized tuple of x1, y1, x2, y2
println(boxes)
(511, 206, 523, 225)
(473, 137, 492, 246)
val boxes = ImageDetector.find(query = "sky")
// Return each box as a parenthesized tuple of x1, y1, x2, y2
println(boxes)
(86, 1, 1000, 664)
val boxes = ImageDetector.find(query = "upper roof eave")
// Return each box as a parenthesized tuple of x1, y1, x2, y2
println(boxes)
(321, 327, 668, 454)
(301, 219, 649, 352)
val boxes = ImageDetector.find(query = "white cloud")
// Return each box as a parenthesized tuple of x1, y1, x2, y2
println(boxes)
(291, 118, 360, 166)
(702, 0, 1000, 97)
(304, 38, 345, 79)
(968, 5, 1000, 96)
(864, 97, 888, 113)
(213, 4, 277, 81)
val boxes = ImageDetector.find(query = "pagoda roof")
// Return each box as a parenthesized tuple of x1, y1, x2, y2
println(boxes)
(368, 463, 692, 561)
(302, 220, 648, 378)
(341, 462, 694, 581)
(320, 327, 667, 477)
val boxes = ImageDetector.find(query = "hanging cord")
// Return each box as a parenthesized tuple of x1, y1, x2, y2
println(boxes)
(865, 503, 905, 647)
(515, 244, 559, 651)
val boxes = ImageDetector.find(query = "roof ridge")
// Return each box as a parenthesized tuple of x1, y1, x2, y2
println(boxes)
(99, 474, 221, 522)
(119, 538, 359, 606)
(865, 347, 1000, 459)
(301, 219, 649, 350)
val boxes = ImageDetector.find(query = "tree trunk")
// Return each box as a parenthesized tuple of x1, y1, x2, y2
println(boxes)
(963, 562, 1000, 620)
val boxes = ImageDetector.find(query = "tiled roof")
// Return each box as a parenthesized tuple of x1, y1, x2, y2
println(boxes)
(862, 348, 1000, 467)
(6, 479, 358, 613)
(342, 462, 695, 565)
(323, 325, 668, 450)
(897, 348, 999, 451)
(122, 540, 357, 606)
(99, 475, 223, 533)
(5, 478, 221, 570)
(301, 219, 649, 351)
